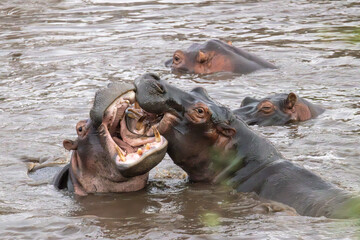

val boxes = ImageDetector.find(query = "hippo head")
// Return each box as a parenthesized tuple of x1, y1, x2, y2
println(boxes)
(165, 39, 276, 74)
(135, 73, 244, 182)
(60, 82, 168, 195)
(233, 93, 325, 126)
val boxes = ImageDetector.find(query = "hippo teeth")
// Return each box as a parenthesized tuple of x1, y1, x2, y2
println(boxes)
(137, 148, 143, 156)
(105, 91, 135, 119)
(152, 126, 161, 143)
(111, 102, 165, 164)
(90, 82, 136, 128)
(115, 136, 166, 163)
(126, 108, 143, 118)
(115, 145, 126, 162)
(135, 117, 145, 131)
(134, 100, 141, 109)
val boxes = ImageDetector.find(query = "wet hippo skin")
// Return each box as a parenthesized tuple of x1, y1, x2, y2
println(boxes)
(54, 82, 168, 196)
(134, 73, 360, 218)
(233, 93, 325, 126)
(165, 39, 277, 74)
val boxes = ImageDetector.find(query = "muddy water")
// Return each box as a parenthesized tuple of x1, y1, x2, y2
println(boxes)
(0, 0, 359, 239)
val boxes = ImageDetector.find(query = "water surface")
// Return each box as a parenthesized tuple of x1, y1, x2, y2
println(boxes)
(0, 0, 359, 239)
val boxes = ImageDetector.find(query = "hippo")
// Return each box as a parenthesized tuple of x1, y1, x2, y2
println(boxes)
(133, 73, 360, 218)
(165, 39, 277, 74)
(233, 93, 325, 126)
(53, 82, 168, 196)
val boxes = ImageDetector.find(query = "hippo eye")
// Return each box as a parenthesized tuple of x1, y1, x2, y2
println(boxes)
(259, 101, 274, 114)
(173, 54, 181, 64)
(78, 126, 83, 132)
(195, 107, 205, 115)
(261, 106, 273, 113)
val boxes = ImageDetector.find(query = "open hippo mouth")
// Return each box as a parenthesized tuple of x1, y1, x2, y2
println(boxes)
(89, 82, 168, 178)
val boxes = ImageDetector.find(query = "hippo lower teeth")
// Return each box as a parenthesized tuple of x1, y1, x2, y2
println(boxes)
(115, 145, 126, 162)
(152, 126, 162, 143)
(137, 148, 143, 156)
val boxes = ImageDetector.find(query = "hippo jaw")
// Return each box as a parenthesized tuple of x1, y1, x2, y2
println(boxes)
(62, 82, 168, 195)
(96, 88, 168, 178)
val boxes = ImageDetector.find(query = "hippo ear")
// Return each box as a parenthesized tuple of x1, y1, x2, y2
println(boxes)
(286, 93, 297, 109)
(197, 51, 208, 63)
(191, 87, 211, 100)
(63, 139, 78, 151)
(217, 124, 236, 137)
(241, 97, 258, 107)
(227, 41, 232, 46)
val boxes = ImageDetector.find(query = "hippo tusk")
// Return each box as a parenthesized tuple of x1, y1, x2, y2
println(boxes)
(134, 101, 141, 109)
(152, 126, 161, 143)
(126, 108, 143, 118)
(90, 82, 136, 128)
(115, 145, 126, 162)
(135, 117, 146, 131)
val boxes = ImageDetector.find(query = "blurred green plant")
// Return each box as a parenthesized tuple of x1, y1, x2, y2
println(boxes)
(318, 26, 360, 43)
(200, 211, 221, 227)
(209, 146, 243, 185)
(347, 27, 360, 43)
(333, 197, 360, 219)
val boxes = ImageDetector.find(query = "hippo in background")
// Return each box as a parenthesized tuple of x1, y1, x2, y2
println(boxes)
(233, 92, 325, 126)
(165, 39, 277, 74)
(54, 82, 168, 196)
(133, 73, 360, 218)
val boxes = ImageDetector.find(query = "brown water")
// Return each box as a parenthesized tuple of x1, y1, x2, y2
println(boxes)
(1, 0, 360, 239)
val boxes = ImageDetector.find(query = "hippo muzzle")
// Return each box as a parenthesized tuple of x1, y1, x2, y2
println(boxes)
(55, 82, 168, 195)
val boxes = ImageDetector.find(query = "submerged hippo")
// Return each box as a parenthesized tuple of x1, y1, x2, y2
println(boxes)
(54, 82, 168, 196)
(165, 39, 277, 74)
(134, 73, 359, 218)
(233, 93, 325, 126)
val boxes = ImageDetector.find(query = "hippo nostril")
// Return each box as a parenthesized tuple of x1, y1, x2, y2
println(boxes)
(164, 58, 173, 67)
(246, 120, 257, 125)
(152, 82, 165, 94)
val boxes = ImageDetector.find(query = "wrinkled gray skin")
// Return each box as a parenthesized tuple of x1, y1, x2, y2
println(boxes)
(54, 82, 167, 196)
(135, 73, 359, 218)
(233, 93, 325, 126)
(165, 39, 277, 74)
